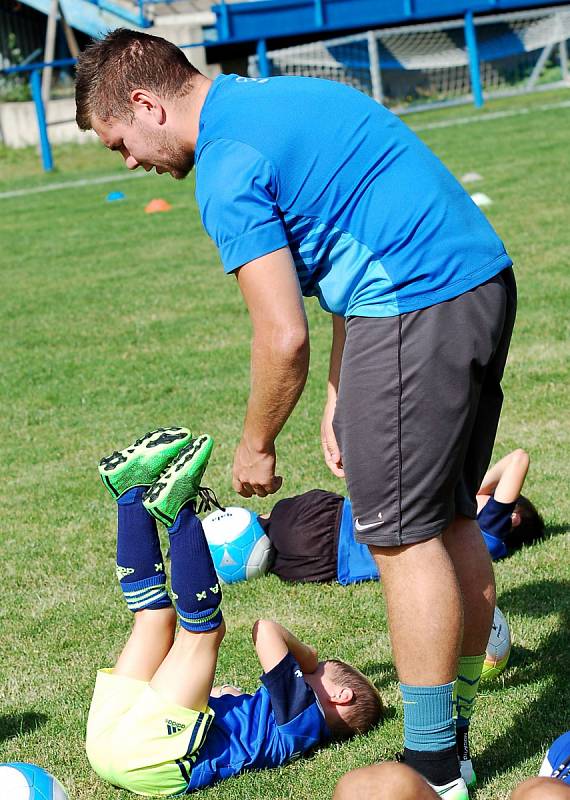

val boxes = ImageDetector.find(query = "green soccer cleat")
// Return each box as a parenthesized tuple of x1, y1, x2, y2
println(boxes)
(98, 427, 193, 499)
(142, 434, 214, 526)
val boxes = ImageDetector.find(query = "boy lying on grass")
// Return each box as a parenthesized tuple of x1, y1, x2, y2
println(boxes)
(87, 427, 383, 796)
(251, 449, 545, 585)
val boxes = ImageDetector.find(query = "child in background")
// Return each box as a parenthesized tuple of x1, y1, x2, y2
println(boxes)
(256, 449, 544, 586)
(476, 448, 544, 560)
(87, 427, 383, 796)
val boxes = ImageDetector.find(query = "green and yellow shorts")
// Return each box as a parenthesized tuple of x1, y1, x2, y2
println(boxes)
(86, 669, 214, 796)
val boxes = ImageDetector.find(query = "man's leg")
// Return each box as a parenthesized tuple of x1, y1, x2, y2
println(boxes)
(371, 539, 464, 793)
(334, 275, 514, 796)
(444, 516, 495, 787)
(333, 762, 439, 800)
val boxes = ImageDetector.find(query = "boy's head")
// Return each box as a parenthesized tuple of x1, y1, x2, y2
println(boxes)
(304, 659, 384, 739)
(506, 494, 545, 550)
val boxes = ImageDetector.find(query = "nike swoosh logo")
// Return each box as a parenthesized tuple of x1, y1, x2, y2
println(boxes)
(354, 513, 384, 531)
(437, 783, 463, 795)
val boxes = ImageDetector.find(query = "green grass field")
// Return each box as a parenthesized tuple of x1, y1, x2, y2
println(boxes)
(1, 88, 569, 800)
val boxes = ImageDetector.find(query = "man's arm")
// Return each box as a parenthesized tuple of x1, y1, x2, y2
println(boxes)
(321, 314, 346, 477)
(477, 448, 530, 503)
(233, 247, 310, 498)
(252, 619, 319, 674)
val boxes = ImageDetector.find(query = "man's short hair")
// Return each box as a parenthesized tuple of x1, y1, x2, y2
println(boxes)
(326, 660, 384, 738)
(75, 28, 198, 130)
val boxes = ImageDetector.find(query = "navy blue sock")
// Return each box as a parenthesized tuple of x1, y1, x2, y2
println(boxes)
(116, 487, 171, 612)
(168, 505, 222, 632)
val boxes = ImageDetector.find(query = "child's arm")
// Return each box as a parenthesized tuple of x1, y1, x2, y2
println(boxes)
(252, 619, 319, 674)
(477, 449, 530, 503)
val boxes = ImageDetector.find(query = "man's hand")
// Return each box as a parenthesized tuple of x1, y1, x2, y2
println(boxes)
(233, 438, 283, 498)
(321, 313, 346, 478)
(321, 396, 344, 478)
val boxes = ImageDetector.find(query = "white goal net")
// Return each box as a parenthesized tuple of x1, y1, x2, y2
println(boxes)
(248, 5, 570, 111)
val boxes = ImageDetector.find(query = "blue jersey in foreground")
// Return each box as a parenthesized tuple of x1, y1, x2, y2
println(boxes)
(195, 75, 512, 318)
(540, 732, 570, 784)
(188, 652, 329, 790)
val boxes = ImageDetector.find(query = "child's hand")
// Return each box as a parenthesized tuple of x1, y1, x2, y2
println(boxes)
(211, 684, 245, 697)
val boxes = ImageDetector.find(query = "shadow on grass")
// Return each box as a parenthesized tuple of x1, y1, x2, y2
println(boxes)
(0, 711, 48, 743)
(539, 523, 570, 549)
(361, 660, 398, 690)
(477, 578, 570, 785)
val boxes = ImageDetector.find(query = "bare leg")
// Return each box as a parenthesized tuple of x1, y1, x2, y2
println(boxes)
(371, 536, 462, 684)
(443, 516, 495, 656)
(333, 762, 439, 800)
(151, 621, 225, 710)
(511, 778, 570, 800)
(113, 607, 177, 682)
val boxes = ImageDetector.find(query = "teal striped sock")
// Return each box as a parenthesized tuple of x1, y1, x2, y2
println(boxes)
(401, 681, 456, 752)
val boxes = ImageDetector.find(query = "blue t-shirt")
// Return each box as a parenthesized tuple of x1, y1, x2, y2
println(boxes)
(540, 732, 570, 784)
(187, 652, 330, 791)
(195, 74, 512, 318)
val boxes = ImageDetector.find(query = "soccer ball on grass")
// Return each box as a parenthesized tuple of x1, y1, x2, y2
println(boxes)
(0, 764, 68, 800)
(481, 606, 511, 681)
(203, 506, 274, 584)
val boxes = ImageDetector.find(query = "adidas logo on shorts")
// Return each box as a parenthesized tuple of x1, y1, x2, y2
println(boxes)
(166, 719, 186, 736)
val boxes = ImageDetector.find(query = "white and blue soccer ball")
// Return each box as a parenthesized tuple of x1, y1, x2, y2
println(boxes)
(481, 606, 512, 681)
(203, 506, 274, 584)
(0, 764, 68, 800)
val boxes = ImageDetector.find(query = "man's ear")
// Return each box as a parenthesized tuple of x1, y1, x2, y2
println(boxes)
(330, 687, 354, 706)
(130, 89, 166, 124)
(511, 510, 521, 528)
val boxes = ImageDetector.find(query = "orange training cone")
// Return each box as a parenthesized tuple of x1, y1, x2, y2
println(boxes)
(145, 198, 172, 213)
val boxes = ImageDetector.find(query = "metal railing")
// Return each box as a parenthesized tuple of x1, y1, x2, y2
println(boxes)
(0, 43, 204, 172)
(2, 58, 76, 171)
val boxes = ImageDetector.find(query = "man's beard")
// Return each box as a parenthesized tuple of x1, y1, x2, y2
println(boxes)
(145, 124, 194, 179)
(161, 134, 194, 179)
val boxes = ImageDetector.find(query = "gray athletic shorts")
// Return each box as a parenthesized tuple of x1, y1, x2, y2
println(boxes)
(333, 268, 517, 548)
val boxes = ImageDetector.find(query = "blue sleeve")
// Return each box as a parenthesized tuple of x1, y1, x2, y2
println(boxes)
(195, 138, 288, 272)
(260, 652, 316, 726)
(477, 496, 516, 541)
(260, 652, 330, 758)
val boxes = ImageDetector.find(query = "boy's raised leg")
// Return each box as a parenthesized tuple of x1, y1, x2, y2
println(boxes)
(145, 436, 225, 711)
(99, 427, 192, 681)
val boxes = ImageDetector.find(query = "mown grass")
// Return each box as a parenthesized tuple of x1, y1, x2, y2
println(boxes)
(0, 88, 569, 800)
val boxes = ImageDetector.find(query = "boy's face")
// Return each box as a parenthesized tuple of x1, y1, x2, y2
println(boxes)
(303, 662, 353, 729)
